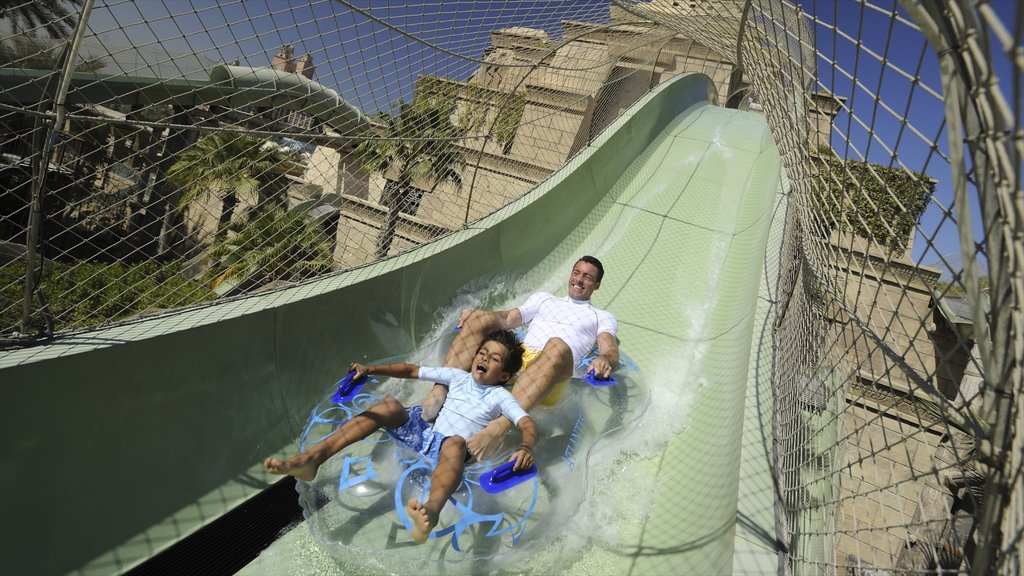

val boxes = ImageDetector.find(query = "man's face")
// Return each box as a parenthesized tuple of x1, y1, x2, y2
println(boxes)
(568, 261, 601, 300)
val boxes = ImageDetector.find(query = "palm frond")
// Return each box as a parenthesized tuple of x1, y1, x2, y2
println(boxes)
(206, 209, 333, 290)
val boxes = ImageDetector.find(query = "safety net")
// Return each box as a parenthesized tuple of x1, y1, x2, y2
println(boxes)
(0, 1, 1020, 575)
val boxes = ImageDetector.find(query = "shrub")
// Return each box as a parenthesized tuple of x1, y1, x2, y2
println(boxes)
(811, 151, 934, 256)
(1, 260, 215, 335)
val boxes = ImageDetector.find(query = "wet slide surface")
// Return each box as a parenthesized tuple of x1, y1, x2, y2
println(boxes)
(242, 72, 785, 575)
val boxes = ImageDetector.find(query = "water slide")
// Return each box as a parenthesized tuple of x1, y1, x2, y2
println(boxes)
(0, 72, 786, 575)
(243, 72, 787, 574)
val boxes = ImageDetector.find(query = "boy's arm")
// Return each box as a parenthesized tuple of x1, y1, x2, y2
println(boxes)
(509, 416, 537, 470)
(350, 362, 419, 380)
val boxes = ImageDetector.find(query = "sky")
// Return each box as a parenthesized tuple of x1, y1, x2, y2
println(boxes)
(804, 1, 1018, 277)
(83, 1, 611, 112)
(75, 0, 1019, 279)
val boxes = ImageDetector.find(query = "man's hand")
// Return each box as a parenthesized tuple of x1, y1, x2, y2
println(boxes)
(588, 332, 619, 379)
(587, 355, 614, 379)
(466, 418, 508, 462)
(421, 384, 448, 422)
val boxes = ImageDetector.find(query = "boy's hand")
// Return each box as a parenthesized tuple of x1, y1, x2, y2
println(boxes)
(509, 446, 534, 470)
(348, 362, 370, 380)
(457, 308, 474, 328)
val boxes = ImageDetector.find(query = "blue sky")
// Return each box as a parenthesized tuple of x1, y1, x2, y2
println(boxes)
(806, 0, 1017, 276)
(85, 1, 611, 112)
(80, 0, 1018, 278)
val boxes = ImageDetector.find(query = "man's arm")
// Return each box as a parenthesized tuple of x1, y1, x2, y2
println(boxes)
(587, 332, 619, 379)
(457, 307, 523, 330)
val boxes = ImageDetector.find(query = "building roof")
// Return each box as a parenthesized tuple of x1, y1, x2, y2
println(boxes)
(934, 292, 989, 340)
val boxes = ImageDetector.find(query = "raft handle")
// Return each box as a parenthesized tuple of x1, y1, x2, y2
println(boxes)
(584, 370, 617, 387)
(479, 461, 538, 494)
(331, 370, 369, 404)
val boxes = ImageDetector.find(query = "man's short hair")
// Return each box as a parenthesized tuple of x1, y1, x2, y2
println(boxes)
(482, 329, 525, 375)
(577, 255, 604, 283)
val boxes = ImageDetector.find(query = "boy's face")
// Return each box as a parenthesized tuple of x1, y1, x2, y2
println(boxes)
(472, 340, 512, 385)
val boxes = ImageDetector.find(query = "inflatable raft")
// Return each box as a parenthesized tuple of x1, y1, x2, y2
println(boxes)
(293, 353, 648, 571)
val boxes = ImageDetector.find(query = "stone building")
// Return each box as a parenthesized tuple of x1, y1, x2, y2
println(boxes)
(308, 5, 750, 268)
(305, 4, 850, 268)
(267, 45, 318, 132)
(825, 222, 982, 572)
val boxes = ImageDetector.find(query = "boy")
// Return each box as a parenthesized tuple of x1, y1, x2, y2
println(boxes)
(428, 256, 617, 461)
(265, 329, 537, 544)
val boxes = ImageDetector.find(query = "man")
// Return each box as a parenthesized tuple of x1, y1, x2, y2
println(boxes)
(423, 256, 619, 460)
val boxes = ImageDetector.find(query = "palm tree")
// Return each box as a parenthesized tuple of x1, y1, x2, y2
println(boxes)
(0, 35, 105, 71)
(356, 101, 465, 260)
(150, 106, 194, 259)
(205, 209, 334, 295)
(166, 132, 297, 241)
(0, 0, 85, 38)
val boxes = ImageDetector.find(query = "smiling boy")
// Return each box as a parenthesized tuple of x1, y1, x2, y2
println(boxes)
(265, 329, 537, 544)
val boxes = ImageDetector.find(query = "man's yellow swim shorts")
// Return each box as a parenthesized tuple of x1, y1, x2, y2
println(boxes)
(518, 346, 571, 406)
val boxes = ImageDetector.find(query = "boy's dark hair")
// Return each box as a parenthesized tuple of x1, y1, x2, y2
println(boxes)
(482, 329, 524, 375)
(577, 255, 604, 282)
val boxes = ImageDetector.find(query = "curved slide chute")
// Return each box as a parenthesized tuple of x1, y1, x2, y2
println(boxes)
(0, 72, 784, 576)
(246, 71, 785, 574)
(0, 64, 370, 135)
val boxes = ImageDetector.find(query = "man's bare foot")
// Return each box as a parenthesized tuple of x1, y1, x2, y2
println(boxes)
(405, 498, 437, 543)
(264, 455, 320, 482)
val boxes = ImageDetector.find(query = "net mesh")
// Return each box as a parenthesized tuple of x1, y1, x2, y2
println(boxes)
(1, 1, 1020, 574)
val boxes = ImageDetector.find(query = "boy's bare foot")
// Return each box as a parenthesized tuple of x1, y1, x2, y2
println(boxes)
(405, 498, 437, 543)
(264, 455, 319, 482)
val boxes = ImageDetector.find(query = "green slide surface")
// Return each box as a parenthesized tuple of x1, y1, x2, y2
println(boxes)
(0, 72, 784, 575)
(244, 73, 785, 574)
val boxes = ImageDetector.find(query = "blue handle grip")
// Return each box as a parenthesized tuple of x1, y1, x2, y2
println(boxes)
(479, 460, 538, 494)
(584, 369, 616, 387)
(491, 461, 525, 483)
(330, 370, 368, 404)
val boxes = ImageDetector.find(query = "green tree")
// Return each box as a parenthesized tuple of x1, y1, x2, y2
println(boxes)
(167, 132, 297, 241)
(0, 0, 85, 38)
(414, 75, 525, 150)
(1, 259, 214, 334)
(356, 101, 465, 259)
(148, 106, 194, 259)
(0, 35, 105, 71)
(205, 209, 333, 295)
